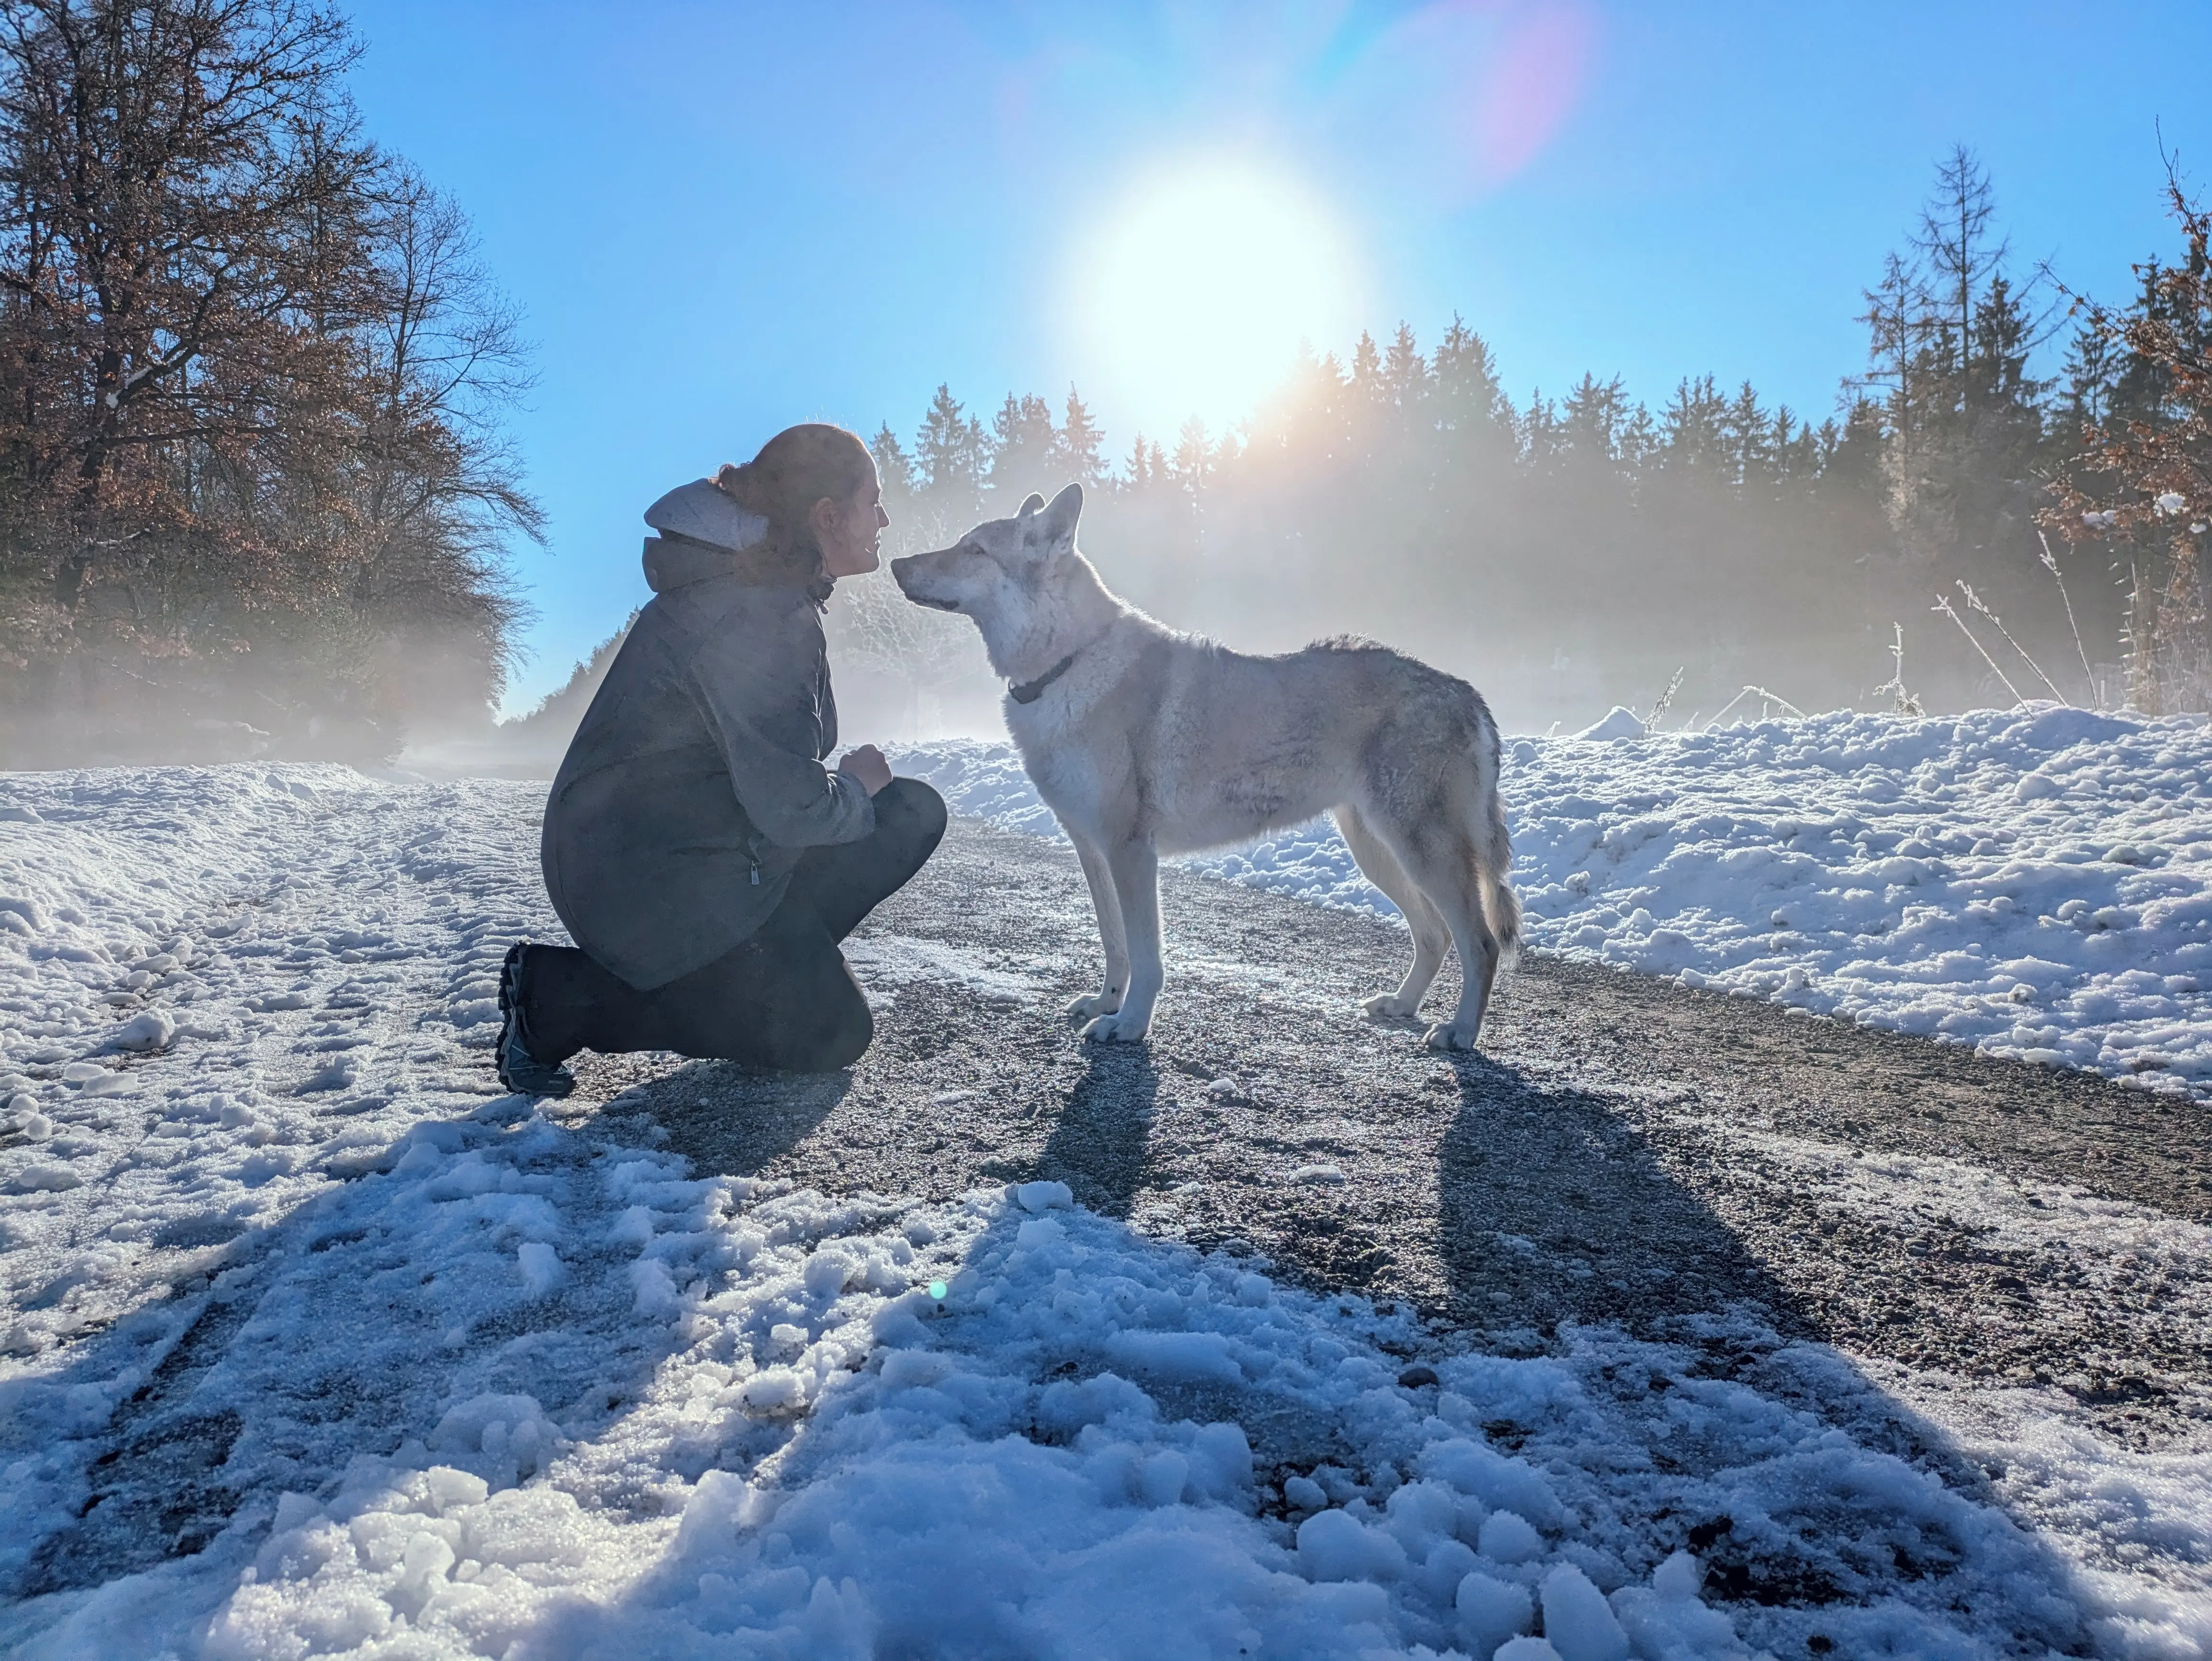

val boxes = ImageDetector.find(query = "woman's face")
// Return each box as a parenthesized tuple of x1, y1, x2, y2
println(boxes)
(813, 467, 888, 579)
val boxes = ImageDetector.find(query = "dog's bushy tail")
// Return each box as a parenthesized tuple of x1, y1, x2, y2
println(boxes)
(1470, 698, 1522, 965)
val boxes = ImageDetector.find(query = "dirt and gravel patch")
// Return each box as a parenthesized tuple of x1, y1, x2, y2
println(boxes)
(570, 814, 2212, 1451)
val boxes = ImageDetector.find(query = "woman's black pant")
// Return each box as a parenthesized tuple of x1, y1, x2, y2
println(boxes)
(520, 778, 945, 1072)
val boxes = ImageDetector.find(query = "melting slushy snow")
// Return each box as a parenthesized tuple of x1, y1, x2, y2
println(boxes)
(899, 703, 2212, 1100)
(0, 746, 2206, 1657)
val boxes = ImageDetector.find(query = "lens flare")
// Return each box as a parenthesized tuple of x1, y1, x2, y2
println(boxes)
(1072, 156, 1363, 435)
(1467, 4, 1595, 187)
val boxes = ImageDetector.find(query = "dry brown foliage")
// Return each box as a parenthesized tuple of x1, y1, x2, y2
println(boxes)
(2045, 167, 2212, 713)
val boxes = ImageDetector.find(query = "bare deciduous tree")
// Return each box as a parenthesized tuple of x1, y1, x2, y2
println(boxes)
(0, 0, 539, 760)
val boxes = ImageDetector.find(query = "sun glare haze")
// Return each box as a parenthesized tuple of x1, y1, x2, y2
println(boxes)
(10, 6, 2212, 1655)
(1073, 156, 1362, 438)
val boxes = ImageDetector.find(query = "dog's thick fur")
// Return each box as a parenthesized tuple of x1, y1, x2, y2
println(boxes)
(891, 483, 1520, 1049)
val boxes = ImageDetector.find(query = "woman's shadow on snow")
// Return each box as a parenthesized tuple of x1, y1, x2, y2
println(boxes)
(590, 1057, 855, 1179)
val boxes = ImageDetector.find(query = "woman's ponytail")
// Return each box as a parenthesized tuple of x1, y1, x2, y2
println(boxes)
(712, 425, 872, 605)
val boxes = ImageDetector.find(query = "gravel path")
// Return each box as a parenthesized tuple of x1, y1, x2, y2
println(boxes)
(573, 815, 2212, 1454)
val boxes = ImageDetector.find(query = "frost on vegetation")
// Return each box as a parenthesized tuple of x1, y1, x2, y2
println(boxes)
(905, 708, 2212, 1101)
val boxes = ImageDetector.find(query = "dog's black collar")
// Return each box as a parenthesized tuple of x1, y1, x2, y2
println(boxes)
(1007, 653, 1079, 706)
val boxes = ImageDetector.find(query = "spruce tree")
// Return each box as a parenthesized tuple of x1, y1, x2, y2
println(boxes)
(915, 384, 984, 497)
(987, 391, 1058, 500)
(1382, 322, 1428, 419)
(1871, 148, 2054, 583)
(870, 424, 917, 498)
(1170, 418, 1214, 492)
(1123, 432, 1152, 492)
(1349, 331, 1385, 437)
(1659, 376, 1730, 477)
(1727, 383, 1774, 487)
(1431, 316, 1507, 434)
(1055, 387, 1105, 486)
(1561, 374, 1628, 473)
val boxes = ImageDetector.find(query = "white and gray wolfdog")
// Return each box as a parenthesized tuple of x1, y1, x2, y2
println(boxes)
(891, 482, 1520, 1051)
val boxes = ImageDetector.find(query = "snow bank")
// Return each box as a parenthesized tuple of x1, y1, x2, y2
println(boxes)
(898, 705, 2212, 1100)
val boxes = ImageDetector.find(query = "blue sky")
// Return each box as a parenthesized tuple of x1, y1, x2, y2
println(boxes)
(346, 0, 2212, 712)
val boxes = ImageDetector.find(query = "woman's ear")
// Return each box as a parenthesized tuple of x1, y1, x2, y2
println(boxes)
(809, 495, 840, 540)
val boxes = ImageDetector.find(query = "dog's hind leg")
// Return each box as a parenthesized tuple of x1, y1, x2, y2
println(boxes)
(1066, 831, 1128, 1021)
(1082, 838, 1161, 1043)
(1335, 804, 1450, 1020)
(1377, 815, 1502, 1052)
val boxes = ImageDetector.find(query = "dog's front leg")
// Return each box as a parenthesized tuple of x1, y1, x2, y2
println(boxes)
(1082, 839, 1160, 1043)
(1066, 833, 1129, 1020)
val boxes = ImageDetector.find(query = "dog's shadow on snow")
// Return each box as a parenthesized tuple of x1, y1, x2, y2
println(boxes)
(1432, 1052, 1814, 1342)
(1431, 1052, 2060, 1527)
(1033, 1043, 1159, 1218)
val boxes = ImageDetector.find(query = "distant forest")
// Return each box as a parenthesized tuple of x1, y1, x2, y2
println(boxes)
(0, 0, 2205, 764)
(835, 146, 2212, 734)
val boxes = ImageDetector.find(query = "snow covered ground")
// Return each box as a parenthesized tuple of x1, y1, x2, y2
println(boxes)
(0, 752, 2206, 1657)
(897, 703, 2212, 1102)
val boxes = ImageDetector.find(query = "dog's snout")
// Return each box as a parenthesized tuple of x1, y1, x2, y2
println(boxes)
(890, 553, 961, 610)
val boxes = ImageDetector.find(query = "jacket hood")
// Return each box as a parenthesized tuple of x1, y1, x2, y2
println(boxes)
(644, 478, 768, 552)
(641, 478, 774, 593)
(641, 535, 739, 594)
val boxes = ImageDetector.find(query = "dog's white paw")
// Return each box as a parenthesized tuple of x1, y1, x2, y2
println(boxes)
(1361, 993, 1418, 1019)
(1082, 1011, 1150, 1044)
(1068, 991, 1123, 1021)
(1423, 1020, 1479, 1052)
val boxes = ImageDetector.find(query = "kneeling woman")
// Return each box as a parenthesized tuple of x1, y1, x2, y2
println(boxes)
(498, 423, 945, 1095)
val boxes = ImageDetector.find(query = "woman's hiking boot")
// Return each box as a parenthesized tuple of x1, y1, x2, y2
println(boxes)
(497, 941, 575, 1098)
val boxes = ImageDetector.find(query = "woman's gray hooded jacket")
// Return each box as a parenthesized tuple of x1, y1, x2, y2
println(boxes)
(540, 481, 875, 989)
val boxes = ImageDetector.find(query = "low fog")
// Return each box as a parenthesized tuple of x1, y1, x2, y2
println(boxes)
(487, 285, 2140, 773)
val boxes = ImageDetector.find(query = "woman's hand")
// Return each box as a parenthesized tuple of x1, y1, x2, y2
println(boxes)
(837, 744, 893, 796)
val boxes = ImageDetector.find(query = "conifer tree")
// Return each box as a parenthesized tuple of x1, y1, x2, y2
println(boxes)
(2063, 311, 2121, 429)
(870, 424, 917, 499)
(987, 391, 1057, 500)
(1169, 418, 1214, 492)
(914, 384, 985, 498)
(1123, 432, 1152, 492)
(1723, 384, 1779, 487)
(1431, 318, 1505, 431)
(1871, 149, 2054, 581)
(1054, 387, 1105, 486)
(1518, 393, 1563, 475)
(1659, 376, 1730, 477)
(1349, 330, 1384, 427)
(1381, 322, 1428, 418)
(1560, 374, 1628, 473)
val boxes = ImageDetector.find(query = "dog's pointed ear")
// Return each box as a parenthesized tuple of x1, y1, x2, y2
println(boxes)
(1017, 492, 1046, 520)
(1038, 481, 1083, 548)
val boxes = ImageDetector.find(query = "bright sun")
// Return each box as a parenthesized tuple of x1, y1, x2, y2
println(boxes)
(1074, 158, 1361, 437)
